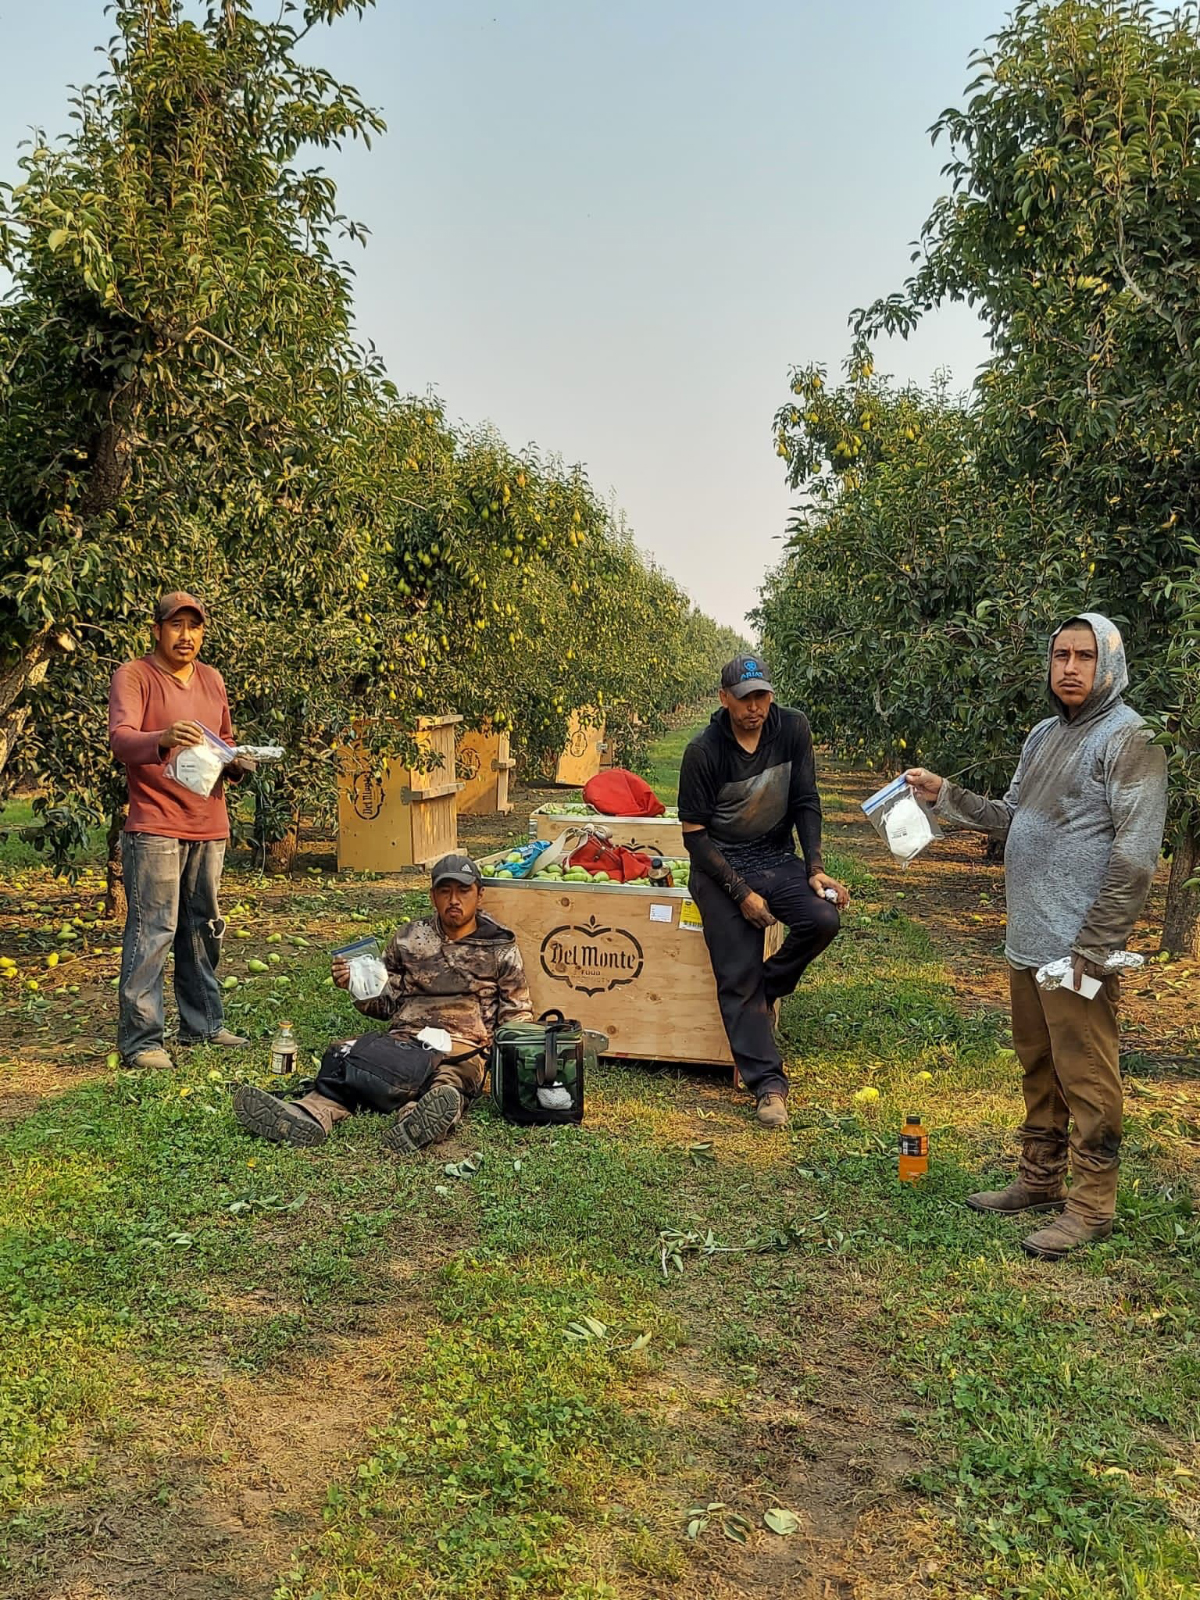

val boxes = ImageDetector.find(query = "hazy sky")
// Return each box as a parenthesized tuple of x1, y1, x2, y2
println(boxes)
(0, 1, 1010, 631)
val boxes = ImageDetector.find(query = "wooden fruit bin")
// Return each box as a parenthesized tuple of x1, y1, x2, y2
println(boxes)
(337, 714, 461, 872)
(528, 804, 685, 856)
(477, 855, 781, 1069)
(456, 724, 515, 816)
(548, 709, 609, 787)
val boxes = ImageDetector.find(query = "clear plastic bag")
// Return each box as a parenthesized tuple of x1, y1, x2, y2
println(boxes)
(164, 725, 237, 797)
(862, 775, 943, 866)
(333, 935, 389, 1001)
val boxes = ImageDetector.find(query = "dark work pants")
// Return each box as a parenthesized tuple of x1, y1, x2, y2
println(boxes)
(689, 853, 840, 1098)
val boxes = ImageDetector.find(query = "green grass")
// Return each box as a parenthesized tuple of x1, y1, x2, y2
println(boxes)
(634, 712, 707, 805)
(1, 732, 1198, 1598)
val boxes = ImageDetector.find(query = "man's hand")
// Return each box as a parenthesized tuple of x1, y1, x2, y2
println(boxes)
(1071, 953, 1107, 991)
(809, 871, 850, 909)
(904, 767, 944, 804)
(160, 719, 204, 753)
(739, 890, 777, 929)
(226, 754, 258, 777)
(331, 957, 351, 990)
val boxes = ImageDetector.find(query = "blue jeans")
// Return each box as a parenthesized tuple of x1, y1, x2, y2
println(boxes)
(118, 834, 228, 1059)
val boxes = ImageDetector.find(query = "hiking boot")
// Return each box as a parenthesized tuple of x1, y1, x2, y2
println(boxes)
(233, 1084, 327, 1147)
(966, 1178, 1067, 1215)
(381, 1085, 463, 1155)
(125, 1048, 172, 1072)
(1021, 1211, 1113, 1260)
(756, 1093, 788, 1129)
(180, 1028, 249, 1048)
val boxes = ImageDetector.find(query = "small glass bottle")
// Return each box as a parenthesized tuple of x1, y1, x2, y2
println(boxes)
(270, 1020, 298, 1076)
(898, 1113, 929, 1183)
(648, 856, 674, 889)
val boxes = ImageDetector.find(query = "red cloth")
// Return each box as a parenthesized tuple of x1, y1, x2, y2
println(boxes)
(108, 655, 235, 839)
(583, 768, 665, 817)
(567, 838, 654, 883)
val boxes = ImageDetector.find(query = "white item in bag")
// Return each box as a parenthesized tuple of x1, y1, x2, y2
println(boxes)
(332, 936, 390, 1001)
(348, 957, 389, 1001)
(862, 775, 943, 866)
(164, 726, 237, 797)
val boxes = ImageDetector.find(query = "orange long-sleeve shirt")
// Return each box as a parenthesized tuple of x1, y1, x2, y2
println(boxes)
(108, 655, 236, 839)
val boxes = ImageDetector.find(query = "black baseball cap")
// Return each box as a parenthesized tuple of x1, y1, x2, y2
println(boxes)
(431, 853, 483, 888)
(720, 654, 774, 698)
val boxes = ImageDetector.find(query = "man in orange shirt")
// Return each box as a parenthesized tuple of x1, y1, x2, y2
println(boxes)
(108, 592, 255, 1069)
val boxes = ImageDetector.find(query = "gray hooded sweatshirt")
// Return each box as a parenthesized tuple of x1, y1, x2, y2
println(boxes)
(933, 612, 1168, 969)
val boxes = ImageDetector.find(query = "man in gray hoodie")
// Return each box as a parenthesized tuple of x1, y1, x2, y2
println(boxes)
(905, 613, 1168, 1259)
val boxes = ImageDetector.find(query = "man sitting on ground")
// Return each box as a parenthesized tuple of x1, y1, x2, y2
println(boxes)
(233, 854, 532, 1154)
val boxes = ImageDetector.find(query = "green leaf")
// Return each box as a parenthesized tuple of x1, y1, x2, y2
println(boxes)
(764, 1508, 801, 1536)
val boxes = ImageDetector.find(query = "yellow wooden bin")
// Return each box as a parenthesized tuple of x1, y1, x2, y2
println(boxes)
(337, 714, 461, 872)
(456, 724, 516, 816)
(477, 854, 781, 1070)
(548, 709, 611, 787)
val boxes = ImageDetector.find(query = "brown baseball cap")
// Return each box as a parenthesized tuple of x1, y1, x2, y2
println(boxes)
(153, 590, 208, 624)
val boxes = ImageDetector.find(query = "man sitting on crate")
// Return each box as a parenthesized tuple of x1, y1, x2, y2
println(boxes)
(232, 854, 533, 1154)
(678, 654, 850, 1130)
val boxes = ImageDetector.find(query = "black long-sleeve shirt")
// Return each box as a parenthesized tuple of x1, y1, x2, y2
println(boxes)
(677, 705, 825, 876)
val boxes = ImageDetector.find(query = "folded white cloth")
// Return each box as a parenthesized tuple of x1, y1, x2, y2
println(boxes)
(536, 1083, 573, 1110)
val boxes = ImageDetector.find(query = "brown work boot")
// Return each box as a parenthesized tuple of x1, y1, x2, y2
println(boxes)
(755, 1093, 788, 1129)
(1021, 1210, 1113, 1260)
(233, 1084, 327, 1147)
(382, 1084, 463, 1155)
(966, 1177, 1067, 1215)
(125, 1048, 173, 1072)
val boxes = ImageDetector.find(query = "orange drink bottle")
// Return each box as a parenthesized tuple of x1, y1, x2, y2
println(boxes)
(898, 1113, 929, 1183)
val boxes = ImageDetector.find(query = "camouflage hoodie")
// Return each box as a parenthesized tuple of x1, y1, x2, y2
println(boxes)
(353, 912, 532, 1094)
(933, 612, 1168, 968)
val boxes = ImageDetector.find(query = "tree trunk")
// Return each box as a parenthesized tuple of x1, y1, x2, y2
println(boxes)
(1162, 823, 1200, 958)
(105, 803, 129, 924)
(264, 821, 298, 876)
(0, 627, 77, 782)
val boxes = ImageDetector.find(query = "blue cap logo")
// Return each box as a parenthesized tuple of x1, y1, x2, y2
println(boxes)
(740, 659, 764, 681)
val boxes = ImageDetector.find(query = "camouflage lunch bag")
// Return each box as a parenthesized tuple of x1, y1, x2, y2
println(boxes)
(489, 1008, 605, 1126)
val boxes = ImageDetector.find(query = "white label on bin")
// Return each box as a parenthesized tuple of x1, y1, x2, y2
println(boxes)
(680, 898, 704, 930)
(649, 903, 673, 924)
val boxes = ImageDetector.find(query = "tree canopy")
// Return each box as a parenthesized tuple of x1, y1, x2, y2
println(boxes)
(758, 0, 1200, 950)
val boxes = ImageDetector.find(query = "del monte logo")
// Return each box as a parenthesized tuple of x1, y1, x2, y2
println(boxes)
(540, 915, 644, 997)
